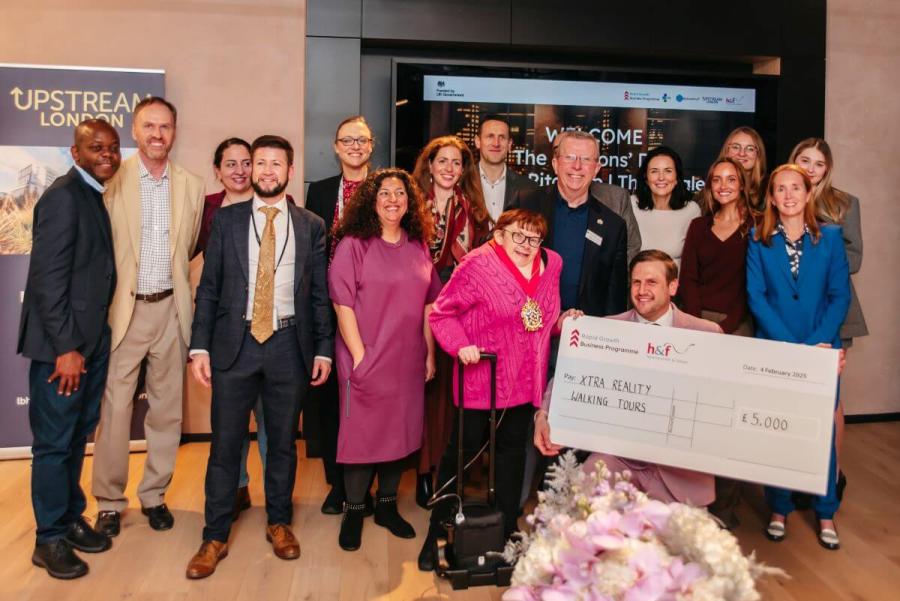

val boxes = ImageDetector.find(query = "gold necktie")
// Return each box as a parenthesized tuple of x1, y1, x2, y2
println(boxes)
(251, 206, 280, 343)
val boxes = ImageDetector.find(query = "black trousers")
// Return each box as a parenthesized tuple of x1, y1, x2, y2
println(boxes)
(29, 347, 109, 544)
(430, 403, 533, 537)
(203, 327, 308, 542)
(306, 370, 341, 488)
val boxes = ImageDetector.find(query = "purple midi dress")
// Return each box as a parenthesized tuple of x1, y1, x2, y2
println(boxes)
(328, 233, 442, 464)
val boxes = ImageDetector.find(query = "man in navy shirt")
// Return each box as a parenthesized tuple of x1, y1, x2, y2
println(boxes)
(512, 130, 627, 317)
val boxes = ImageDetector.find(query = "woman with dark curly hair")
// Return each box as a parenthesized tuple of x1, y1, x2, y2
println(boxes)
(328, 168, 442, 552)
(631, 146, 701, 269)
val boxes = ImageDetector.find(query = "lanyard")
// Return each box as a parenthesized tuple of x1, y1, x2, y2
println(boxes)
(250, 205, 291, 273)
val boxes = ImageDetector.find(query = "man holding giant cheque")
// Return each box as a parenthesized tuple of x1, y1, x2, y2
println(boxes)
(535, 248, 845, 549)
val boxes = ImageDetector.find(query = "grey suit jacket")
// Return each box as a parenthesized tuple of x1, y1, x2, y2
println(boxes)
(590, 181, 642, 264)
(834, 194, 867, 339)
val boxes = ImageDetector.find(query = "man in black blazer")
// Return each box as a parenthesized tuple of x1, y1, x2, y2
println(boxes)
(18, 119, 121, 579)
(186, 135, 334, 579)
(512, 130, 628, 318)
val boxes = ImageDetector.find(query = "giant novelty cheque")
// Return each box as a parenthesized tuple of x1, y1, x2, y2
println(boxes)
(549, 317, 839, 495)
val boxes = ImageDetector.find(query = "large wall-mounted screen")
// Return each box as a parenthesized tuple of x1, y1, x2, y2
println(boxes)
(393, 62, 777, 194)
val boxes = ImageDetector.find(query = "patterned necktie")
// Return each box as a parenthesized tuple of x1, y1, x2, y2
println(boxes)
(251, 206, 280, 343)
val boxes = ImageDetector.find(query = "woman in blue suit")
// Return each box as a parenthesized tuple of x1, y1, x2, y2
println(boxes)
(746, 163, 850, 550)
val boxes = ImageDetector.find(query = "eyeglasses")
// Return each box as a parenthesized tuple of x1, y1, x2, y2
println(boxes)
(728, 143, 758, 155)
(336, 136, 373, 147)
(501, 229, 543, 248)
(558, 154, 599, 165)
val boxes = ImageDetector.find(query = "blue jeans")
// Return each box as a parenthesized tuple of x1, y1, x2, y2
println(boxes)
(238, 397, 267, 488)
(29, 350, 109, 543)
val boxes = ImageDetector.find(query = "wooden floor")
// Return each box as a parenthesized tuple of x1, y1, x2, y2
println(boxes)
(1, 422, 899, 600)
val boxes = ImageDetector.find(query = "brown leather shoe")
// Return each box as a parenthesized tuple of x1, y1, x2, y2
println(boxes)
(265, 524, 300, 560)
(186, 540, 228, 579)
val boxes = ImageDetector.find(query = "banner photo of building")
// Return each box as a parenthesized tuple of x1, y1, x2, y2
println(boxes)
(0, 63, 165, 458)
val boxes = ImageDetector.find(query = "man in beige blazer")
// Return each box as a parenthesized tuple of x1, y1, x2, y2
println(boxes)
(92, 97, 204, 536)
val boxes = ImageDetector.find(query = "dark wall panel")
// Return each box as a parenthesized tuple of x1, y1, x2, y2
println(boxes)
(362, 0, 511, 44)
(775, 57, 826, 164)
(360, 54, 393, 170)
(510, 0, 782, 58)
(304, 37, 362, 183)
(778, 0, 827, 58)
(307, 0, 362, 38)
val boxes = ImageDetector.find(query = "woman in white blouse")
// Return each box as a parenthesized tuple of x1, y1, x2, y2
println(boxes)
(631, 146, 701, 268)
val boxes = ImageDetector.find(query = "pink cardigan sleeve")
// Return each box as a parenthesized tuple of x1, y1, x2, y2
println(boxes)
(428, 259, 478, 357)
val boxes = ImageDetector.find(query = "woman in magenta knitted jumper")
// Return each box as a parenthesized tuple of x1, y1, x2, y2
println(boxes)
(417, 208, 574, 572)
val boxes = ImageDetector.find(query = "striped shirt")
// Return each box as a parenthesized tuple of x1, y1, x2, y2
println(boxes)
(137, 159, 173, 294)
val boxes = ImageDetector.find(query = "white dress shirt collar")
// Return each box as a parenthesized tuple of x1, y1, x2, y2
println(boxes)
(636, 304, 674, 327)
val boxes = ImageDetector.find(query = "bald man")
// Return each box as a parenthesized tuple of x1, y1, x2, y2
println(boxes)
(18, 119, 121, 579)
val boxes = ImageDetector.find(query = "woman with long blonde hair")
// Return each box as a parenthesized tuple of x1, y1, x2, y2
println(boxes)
(789, 137, 867, 500)
(717, 126, 768, 212)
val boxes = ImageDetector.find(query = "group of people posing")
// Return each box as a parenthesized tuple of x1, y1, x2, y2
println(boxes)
(19, 96, 864, 583)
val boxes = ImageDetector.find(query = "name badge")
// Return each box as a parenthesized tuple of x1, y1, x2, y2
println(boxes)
(585, 230, 604, 247)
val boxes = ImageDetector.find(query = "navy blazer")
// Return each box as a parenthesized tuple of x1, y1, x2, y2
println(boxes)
(746, 224, 850, 348)
(18, 168, 116, 364)
(512, 185, 628, 317)
(190, 200, 334, 372)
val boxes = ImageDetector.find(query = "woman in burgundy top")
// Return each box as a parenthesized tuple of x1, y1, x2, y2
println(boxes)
(680, 156, 753, 529)
(195, 138, 253, 256)
(681, 157, 754, 336)
(411, 136, 492, 508)
(304, 115, 375, 515)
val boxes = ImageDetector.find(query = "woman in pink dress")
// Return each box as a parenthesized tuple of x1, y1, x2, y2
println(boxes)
(328, 168, 441, 552)
(418, 208, 568, 571)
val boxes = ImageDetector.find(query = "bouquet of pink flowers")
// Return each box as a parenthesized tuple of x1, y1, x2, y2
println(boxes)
(502, 452, 783, 601)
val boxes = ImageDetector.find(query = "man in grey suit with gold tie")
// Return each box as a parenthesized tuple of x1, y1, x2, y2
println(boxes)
(185, 135, 333, 579)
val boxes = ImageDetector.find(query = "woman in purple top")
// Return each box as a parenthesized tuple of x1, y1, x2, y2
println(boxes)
(418, 208, 568, 571)
(328, 168, 441, 552)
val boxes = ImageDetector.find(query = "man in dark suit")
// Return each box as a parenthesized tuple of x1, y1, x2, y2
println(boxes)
(185, 135, 334, 579)
(18, 119, 121, 579)
(474, 114, 535, 222)
(512, 130, 628, 507)
(512, 129, 628, 317)
(549, 136, 641, 264)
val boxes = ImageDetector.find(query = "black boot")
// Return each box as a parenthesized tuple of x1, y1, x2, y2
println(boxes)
(338, 503, 366, 551)
(374, 495, 415, 539)
(321, 485, 345, 515)
(32, 540, 88, 579)
(417, 523, 442, 572)
(416, 472, 434, 509)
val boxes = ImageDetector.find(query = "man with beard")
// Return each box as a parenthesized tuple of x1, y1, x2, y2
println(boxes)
(534, 250, 719, 506)
(185, 135, 333, 578)
(92, 97, 204, 537)
(19, 119, 120, 579)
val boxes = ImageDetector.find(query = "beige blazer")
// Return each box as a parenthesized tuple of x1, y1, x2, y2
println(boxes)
(104, 154, 204, 351)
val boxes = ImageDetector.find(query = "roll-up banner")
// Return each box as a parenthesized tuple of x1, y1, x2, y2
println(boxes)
(0, 63, 165, 459)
